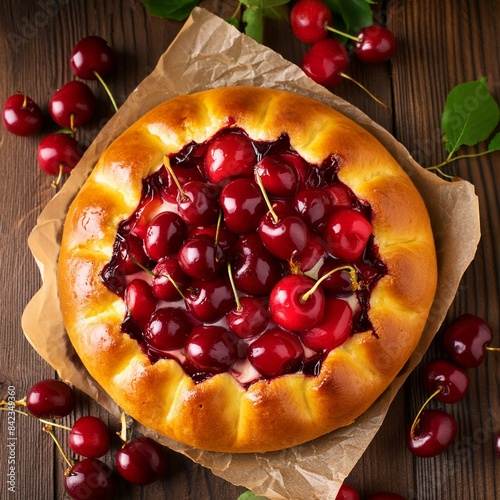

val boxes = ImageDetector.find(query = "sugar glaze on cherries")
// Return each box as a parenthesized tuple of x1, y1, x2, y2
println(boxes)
(101, 128, 387, 386)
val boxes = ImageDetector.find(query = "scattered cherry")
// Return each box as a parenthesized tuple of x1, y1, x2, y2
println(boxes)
(64, 458, 117, 499)
(70, 35, 118, 112)
(442, 314, 498, 368)
(423, 359, 470, 404)
(115, 436, 168, 485)
(49, 80, 96, 130)
(70, 36, 115, 80)
(301, 38, 349, 87)
(37, 133, 82, 186)
(406, 409, 457, 458)
(2, 93, 43, 136)
(26, 379, 74, 419)
(335, 484, 360, 500)
(69, 416, 111, 458)
(354, 25, 397, 64)
(290, 0, 333, 44)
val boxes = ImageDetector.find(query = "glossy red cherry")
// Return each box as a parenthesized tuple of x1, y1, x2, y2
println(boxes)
(231, 233, 283, 296)
(336, 483, 360, 500)
(64, 458, 117, 500)
(270, 274, 325, 331)
(178, 235, 223, 279)
(326, 184, 353, 207)
(152, 257, 189, 301)
(300, 297, 353, 351)
(124, 279, 156, 327)
(301, 38, 349, 87)
(185, 277, 234, 323)
(259, 212, 310, 261)
(247, 328, 304, 377)
(323, 208, 372, 261)
(160, 165, 203, 202)
(292, 233, 327, 273)
(70, 36, 116, 80)
(26, 379, 74, 419)
(115, 436, 168, 485)
(254, 155, 299, 197)
(204, 130, 257, 183)
(144, 211, 187, 261)
(442, 314, 495, 368)
(406, 409, 457, 458)
(49, 81, 96, 129)
(290, 0, 332, 44)
(318, 258, 355, 294)
(423, 359, 470, 404)
(226, 296, 270, 339)
(114, 234, 149, 275)
(144, 307, 192, 351)
(354, 26, 397, 64)
(177, 181, 220, 227)
(69, 416, 111, 458)
(37, 133, 82, 184)
(220, 178, 267, 234)
(294, 187, 333, 230)
(2, 94, 43, 135)
(185, 325, 239, 373)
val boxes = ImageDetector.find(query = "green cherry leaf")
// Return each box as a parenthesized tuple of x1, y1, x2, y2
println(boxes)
(441, 77, 500, 155)
(226, 17, 240, 28)
(263, 4, 289, 21)
(488, 132, 500, 152)
(139, 0, 201, 21)
(324, 0, 373, 35)
(243, 6, 264, 43)
(238, 491, 271, 500)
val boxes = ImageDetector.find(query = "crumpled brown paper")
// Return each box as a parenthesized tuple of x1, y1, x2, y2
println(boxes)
(21, 7, 480, 499)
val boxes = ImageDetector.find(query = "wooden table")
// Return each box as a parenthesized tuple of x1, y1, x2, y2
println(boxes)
(1, 1, 499, 498)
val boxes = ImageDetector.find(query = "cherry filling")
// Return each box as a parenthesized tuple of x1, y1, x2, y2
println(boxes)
(100, 128, 387, 386)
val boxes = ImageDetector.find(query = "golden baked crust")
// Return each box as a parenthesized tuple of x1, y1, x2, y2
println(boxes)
(58, 86, 437, 453)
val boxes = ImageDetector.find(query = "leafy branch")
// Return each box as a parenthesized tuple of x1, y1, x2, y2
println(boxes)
(428, 77, 500, 178)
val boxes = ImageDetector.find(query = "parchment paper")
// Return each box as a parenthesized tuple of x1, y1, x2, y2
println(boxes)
(21, 8, 480, 499)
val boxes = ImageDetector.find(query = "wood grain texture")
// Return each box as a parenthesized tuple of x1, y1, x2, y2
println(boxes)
(0, 0, 499, 498)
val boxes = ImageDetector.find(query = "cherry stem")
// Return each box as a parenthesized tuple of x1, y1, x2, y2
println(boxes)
(226, 262, 242, 311)
(427, 149, 495, 175)
(0, 406, 72, 430)
(340, 73, 390, 109)
(163, 155, 187, 200)
(255, 172, 278, 223)
(409, 387, 442, 440)
(129, 255, 186, 300)
(325, 24, 360, 43)
(118, 411, 131, 443)
(93, 70, 119, 112)
(22, 94, 28, 109)
(70, 112, 76, 133)
(486, 346, 500, 352)
(301, 265, 359, 303)
(214, 210, 222, 261)
(43, 424, 74, 468)
(51, 164, 64, 188)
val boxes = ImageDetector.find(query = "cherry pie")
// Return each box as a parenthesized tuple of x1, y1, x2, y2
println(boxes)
(58, 86, 437, 453)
